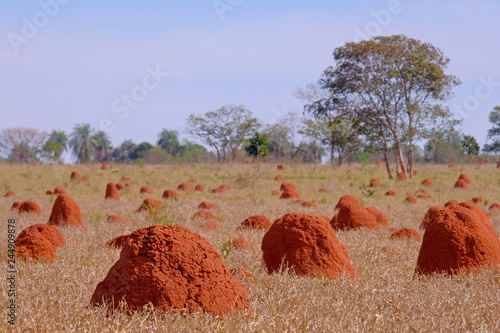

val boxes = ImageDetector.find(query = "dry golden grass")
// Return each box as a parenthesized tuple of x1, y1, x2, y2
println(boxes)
(1, 162, 500, 332)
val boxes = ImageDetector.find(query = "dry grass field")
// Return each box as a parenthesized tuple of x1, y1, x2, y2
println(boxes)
(1, 162, 500, 332)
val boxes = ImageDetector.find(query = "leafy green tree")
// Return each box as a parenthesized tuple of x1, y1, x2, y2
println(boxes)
(43, 130, 68, 162)
(245, 132, 270, 161)
(110, 139, 136, 163)
(91, 130, 112, 162)
(157, 129, 181, 156)
(186, 105, 260, 163)
(424, 129, 464, 163)
(483, 106, 500, 153)
(317, 34, 461, 177)
(462, 135, 480, 162)
(129, 142, 153, 160)
(69, 123, 95, 164)
(263, 123, 292, 162)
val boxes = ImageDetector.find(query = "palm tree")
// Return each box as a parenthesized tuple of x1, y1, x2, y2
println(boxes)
(92, 130, 112, 162)
(43, 130, 68, 161)
(70, 123, 95, 164)
(157, 129, 181, 156)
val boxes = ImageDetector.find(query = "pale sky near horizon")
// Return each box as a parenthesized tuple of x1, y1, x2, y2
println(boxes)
(0, 0, 499, 162)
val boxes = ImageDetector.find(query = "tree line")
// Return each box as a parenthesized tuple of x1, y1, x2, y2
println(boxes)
(1, 35, 499, 177)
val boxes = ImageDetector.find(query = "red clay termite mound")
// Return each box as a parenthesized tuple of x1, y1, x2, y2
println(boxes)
(369, 178, 381, 187)
(489, 203, 500, 211)
(101, 162, 108, 170)
(406, 195, 417, 204)
(262, 213, 357, 280)
(376, 159, 383, 165)
(203, 222, 222, 230)
(454, 179, 468, 190)
(198, 201, 215, 210)
(45, 190, 53, 195)
(121, 176, 131, 182)
(11, 202, 22, 210)
(177, 182, 194, 191)
(277, 164, 286, 170)
(115, 183, 125, 190)
(396, 172, 407, 181)
(390, 228, 421, 242)
(420, 206, 444, 230)
(15, 224, 66, 262)
(478, 160, 486, 166)
(458, 174, 472, 184)
(415, 202, 500, 276)
(162, 189, 180, 200)
(107, 234, 130, 248)
(194, 210, 220, 221)
(4, 191, 15, 197)
(318, 188, 328, 192)
(82, 177, 90, 184)
(416, 189, 428, 195)
(274, 175, 285, 181)
(18, 201, 42, 215)
(240, 215, 272, 231)
(330, 195, 388, 230)
(212, 184, 231, 193)
(385, 190, 397, 196)
(232, 238, 257, 250)
(107, 215, 132, 223)
(195, 184, 204, 191)
(280, 182, 300, 200)
(421, 178, 433, 187)
(105, 183, 120, 200)
(70, 171, 81, 179)
(138, 198, 165, 213)
(140, 186, 154, 194)
(272, 190, 280, 196)
(48, 194, 84, 228)
(444, 200, 459, 207)
(54, 187, 68, 196)
(90, 225, 252, 315)
(497, 162, 500, 169)
(472, 197, 485, 204)
(301, 201, 317, 208)
(448, 164, 457, 168)
(412, 170, 418, 176)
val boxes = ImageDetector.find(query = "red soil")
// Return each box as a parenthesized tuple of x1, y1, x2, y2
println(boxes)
(240, 215, 272, 231)
(415, 202, 500, 276)
(48, 194, 84, 228)
(91, 224, 251, 315)
(105, 183, 120, 200)
(18, 201, 42, 215)
(390, 228, 421, 242)
(15, 224, 66, 262)
(177, 182, 194, 191)
(262, 212, 358, 280)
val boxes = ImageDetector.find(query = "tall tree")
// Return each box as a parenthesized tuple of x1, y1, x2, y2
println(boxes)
(483, 106, 500, 153)
(92, 130, 112, 162)
(186, 105, 260, 163)
(319, 34, 461, 177)
(157, 129, 181, 156)
(43, 130, 68, 162)
(69, 123, 95, 164)
(0, 127, 48, 163)
(462, 135, 480, 162)
(110, 139, 136, 163)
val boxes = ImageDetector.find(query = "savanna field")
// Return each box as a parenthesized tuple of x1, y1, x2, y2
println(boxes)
(2, 162, 500, 332)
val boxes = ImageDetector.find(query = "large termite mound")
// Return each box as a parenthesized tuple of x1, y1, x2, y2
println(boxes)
(48, 194, 84, 228)
(458, 174, 472, 184)
(369, 178, 381, 187)
(415, 202, 500, 276)
(105, 183, 119, 200)
(454, 179, 468, 190)
(262, 213, 357, 280)
(277, 164, 286, 170)
(330, 195, 388, 230)
(177, 182, 194, 191)
(140, 186, 154, 194)
(198, 201, 216, 210)
(421, 178, 433, 187)
(15, 224, 66, 262)
(70, 171, 81, 179)
(138, 198, 165, 213)
(239, 215, 272, 231)
(18, 201, 42, 215)
(91, 224, 251, 315)
(280, 182, 300, 200)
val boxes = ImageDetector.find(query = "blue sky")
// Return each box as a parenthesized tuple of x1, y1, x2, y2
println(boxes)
(1, 0, 499, 159)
